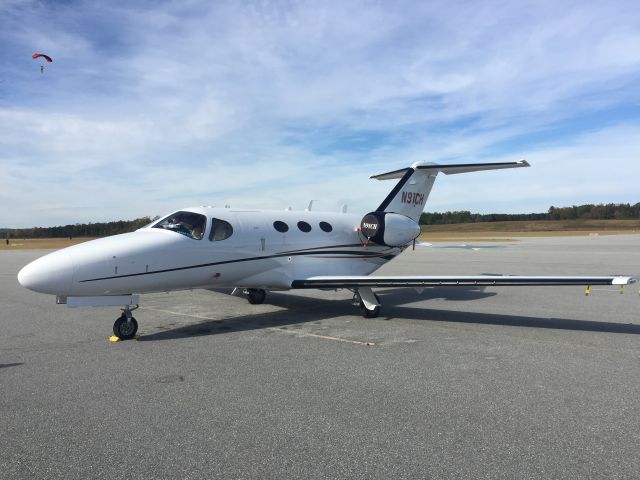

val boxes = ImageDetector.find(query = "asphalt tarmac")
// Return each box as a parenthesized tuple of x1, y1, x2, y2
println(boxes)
(1, 235, 639, 479)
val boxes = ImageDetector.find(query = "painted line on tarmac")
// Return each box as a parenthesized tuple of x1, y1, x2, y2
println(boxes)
(140, 305, 375, 345)
(268, 327, 375, 346)
(140, 305, 218, 321)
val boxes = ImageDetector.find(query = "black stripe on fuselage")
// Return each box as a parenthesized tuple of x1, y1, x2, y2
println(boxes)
(278, 243, 365, 254)
(375, 168, 415, 212)
(79, 247, 401, 283)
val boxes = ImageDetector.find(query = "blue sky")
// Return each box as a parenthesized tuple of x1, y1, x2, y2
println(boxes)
(1, 0, 639, 227)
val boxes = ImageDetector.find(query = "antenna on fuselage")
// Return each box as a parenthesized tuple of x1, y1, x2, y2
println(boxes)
(341, 204, 348, 213)
(305, 200, 316, 212)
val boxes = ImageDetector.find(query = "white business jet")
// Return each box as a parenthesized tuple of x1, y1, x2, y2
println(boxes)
(17, 160, 636, 339)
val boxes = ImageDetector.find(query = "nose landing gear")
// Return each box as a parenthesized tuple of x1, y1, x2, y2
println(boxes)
(113, 305, 139, 340)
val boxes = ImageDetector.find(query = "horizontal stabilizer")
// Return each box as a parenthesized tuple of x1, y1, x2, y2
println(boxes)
(420, 159, 530, 175)
(291, 275, 636, 289)
(371, 160, 530, 180)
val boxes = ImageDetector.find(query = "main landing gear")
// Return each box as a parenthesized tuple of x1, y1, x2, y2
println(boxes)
(244, 288, 267, 305)
(113, 305, 139, 340)
(353, 287, 381, 318)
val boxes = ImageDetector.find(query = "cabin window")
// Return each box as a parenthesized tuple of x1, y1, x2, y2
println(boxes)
(297, 221, 312, 232)
(153, 211, 207, 240)
(209, 218, 234, 241)
(319, 221, 333, 232)
(273, 221, 289, 233)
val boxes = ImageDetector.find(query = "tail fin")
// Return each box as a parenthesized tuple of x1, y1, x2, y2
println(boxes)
(372, 160, 529, 222)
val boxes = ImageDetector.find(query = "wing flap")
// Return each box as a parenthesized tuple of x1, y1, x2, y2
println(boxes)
(291, 275, 636, 289)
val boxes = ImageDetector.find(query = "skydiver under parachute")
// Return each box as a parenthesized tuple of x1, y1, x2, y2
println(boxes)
(32, 53, 52, 73)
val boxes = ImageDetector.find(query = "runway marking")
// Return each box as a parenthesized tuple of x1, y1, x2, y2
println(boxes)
(268, 327, 375, 346)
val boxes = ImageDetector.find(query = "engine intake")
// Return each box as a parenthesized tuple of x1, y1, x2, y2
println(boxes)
(360, 212, 420, 247)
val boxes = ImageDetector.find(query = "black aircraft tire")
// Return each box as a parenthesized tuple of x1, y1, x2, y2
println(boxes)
(113, 315, 138, 340)
(360, 302, 381, 318)
(247, 289, 266, 305)
(358, 292, 381, 318)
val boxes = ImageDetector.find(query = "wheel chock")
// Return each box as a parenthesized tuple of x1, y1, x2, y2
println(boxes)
(109, 335, 140, 342)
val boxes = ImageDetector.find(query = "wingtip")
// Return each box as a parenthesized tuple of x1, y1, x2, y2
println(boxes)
(612, 276, 636, 285)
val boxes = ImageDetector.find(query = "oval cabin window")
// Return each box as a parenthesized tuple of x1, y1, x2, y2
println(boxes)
(319, 221, 333, 232)
(273, 221, 289, 233)
(297, 221, 312, 232)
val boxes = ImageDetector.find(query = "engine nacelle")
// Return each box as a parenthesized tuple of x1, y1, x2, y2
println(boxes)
(360, 212, 421, 247)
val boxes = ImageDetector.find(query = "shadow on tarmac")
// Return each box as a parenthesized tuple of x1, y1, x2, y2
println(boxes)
(139, 292, 346, 341)
(0, 362, 24, 369)
(138, 288, 640, 341)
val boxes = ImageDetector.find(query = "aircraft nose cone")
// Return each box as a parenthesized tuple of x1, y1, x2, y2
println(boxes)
(17, 251, 74, 295)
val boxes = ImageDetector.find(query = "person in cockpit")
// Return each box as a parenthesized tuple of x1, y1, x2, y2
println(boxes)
(155, 211, 206, 240)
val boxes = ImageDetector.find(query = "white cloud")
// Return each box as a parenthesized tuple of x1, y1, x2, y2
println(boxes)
(1, 0, 639, 227)
(428, 123, 640, 213)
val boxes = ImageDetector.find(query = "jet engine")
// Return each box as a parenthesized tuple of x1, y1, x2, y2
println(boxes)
(359, 212, 421, 247)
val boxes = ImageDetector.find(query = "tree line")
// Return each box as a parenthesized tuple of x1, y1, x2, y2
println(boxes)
(420, 203, 640, 225)
(4, 203, 639, 238)
(6, 217, 156, 239)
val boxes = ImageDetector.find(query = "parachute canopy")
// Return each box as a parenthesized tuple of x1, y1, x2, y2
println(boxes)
(32, 53, 53, 62)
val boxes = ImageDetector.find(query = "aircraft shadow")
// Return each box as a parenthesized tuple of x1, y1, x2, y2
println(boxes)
(139, 292, 348, 342)
(0, 362, 24, 369)
(376, 289, 640, 334)
(378, 305, 640, 334)
(138, 288, 640, 341)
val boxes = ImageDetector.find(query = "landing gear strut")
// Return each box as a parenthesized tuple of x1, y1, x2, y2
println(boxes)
(353, 288, 381, 318)
(244, 288, 267, 305)
(113, 305, 139, 340)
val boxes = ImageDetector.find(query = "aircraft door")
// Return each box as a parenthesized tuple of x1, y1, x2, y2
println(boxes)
(233, 212, 269, 254)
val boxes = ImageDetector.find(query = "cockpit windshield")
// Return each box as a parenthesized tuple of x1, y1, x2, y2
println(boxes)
(153, 211, 206, 240)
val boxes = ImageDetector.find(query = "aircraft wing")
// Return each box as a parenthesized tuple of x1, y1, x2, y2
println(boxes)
(291, 275, 636, 289)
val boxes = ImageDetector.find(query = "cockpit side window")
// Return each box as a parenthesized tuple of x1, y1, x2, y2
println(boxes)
(209, 218, 234, 241)
(153, 211, 207, 240)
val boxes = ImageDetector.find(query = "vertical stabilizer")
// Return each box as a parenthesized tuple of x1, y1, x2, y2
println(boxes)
(372, 160, 529, 222)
